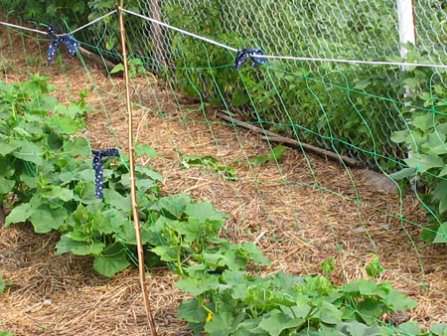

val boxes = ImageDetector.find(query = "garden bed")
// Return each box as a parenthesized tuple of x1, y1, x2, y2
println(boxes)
(1, 31, 446, 336)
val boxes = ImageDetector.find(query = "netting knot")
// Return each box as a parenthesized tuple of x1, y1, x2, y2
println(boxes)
(92, 148, 120, 199)
(47, 26, 80, 64)
(235, 48, 268, 70)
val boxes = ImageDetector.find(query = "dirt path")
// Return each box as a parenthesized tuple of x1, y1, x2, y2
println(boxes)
(1, 31, 446, 336)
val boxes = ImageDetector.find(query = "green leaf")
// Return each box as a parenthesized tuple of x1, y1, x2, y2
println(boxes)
(5, 202, 33, 226)
(43, 186, 74, 202)
(13, 141, 43, 165)
(431, 323, 447, 336)
(0, 331, 13, 336)
(433, 223, 447, 244)
(151, 245, 178, 262)
(47, 116, 83, 134)
(432, 181, 447, 215)
(389, 167, 417, 181)
(136, 166, 163, 181)
(0, 142, 19, 156)
(93, 244, 131, 277)
(342, 280, 382, 296)
(383, 289, 417, 312)
(104, 189, 130, 213)
(237, 242, 271, 266)
(153, 194, 192, 218)
(259, 310, 304, 336)
(0, 177, 15, 195)
(135, 144, 157, 158)
(404, 154, 444, 173)
(412, 114, 433, 131)
(318, 302, 342, 325)
(176, 276, 220, 296)
(365, 256, 385, 278)
(110, 63, 124, 74)
(30, 206, 66, 233)
(185, 202, 226, 223)
(63, 137, 91, 157)
(321, 257, 336, 276)
(204, 311, 236, 336)
(56, 235, 105, 256)
(439, 166, 447, 177)
(355, 299, 386, 325)
(249, 145, 288, 166)
(0, 274, 5, 293)
(398, 322, 421, 335)
(178, 298, 207, 324)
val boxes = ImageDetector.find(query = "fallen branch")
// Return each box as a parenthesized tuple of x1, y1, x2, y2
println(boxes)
(79, 46, 117, 72)
(216, 112, 363, 168)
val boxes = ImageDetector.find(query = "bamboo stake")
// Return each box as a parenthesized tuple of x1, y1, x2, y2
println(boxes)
(117, 3, 158, 335)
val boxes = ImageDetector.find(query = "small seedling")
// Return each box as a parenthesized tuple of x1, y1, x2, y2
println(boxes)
(321, 257, 336, 276)
(249, 145, 287, 166)
(0, 273, 5, 293)
(365, 255, 385, 278)
(181, 154, 237, 181)
(111, 58, 146, 79)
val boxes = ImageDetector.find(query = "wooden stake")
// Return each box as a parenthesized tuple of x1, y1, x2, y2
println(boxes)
(117, 3, 158, 335)
(217, 112, 363, 168)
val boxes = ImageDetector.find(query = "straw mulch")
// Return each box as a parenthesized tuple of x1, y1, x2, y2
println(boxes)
(1, 31, 446, 336)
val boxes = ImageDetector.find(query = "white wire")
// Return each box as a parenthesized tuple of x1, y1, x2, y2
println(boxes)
(258, 54, 447, 69)
(121, 8, 238, 52)
(122, 8, 447, 70)
(0, 21, 47, 35)
(63, 10, 117, 36)
(0, 10, 117, 37)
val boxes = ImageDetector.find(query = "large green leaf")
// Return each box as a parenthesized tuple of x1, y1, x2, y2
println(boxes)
(42, 186, 74, 202)
(151, 245, 178, 263)
(439, 166, 447, 177)
(0, 177, 15, 195)
(259, 310, 304, 336)
(93, 244, 131, 277)
(382, 289, 416, 312)
(30, 206, 66, 233)
(56, 235, 105, 256)
(318, 302, 343, 325)
(431, 323, 447, 336)
(432, 181, 447, 215)
(433, 223, 447, 244)
(13, 141, 43, 165)
(389, 167, 416, 181)
(176, 276, 220, 296)
(404, 154, 444, 173)
(5, 202, 33, 226)
(204, 311, 236, 336)
(135, 143, 158, 158)
(178, 298, 207, 324)
(184, 202, 226, 223)
(63, 137, 91, 157)
(47, 116, 83, 135)
(104, 189, 130, 213)
(153, 194, 192, 218)
(0, 142, 19, 156)
(390, 130, 409, 144)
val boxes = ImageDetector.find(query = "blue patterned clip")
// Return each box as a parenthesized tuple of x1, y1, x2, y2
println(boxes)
(92, 148, 120, 199)
(235, 48, 268, 70)
(47, 26, 80, 64)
